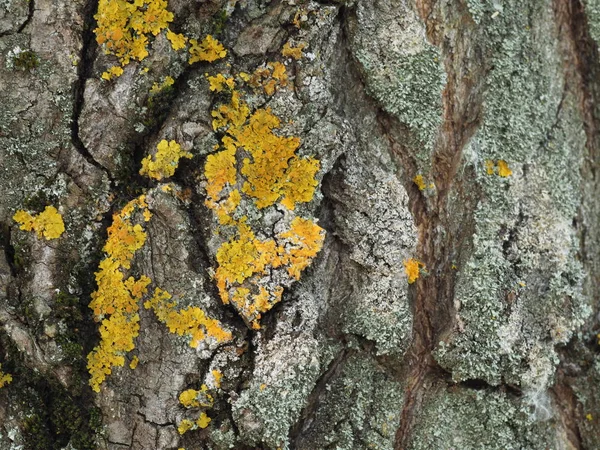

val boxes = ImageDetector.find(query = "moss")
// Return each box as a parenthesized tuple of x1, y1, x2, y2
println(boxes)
(12, 50, 40, 71)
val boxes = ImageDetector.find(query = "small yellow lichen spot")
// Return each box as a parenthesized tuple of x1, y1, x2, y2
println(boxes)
(404, 258, 424, 284)
(212, 370, 223, 388)
(586, 413, 593, 421)
(101, 65, 124, 81)
(0, 364, 12, 389)
(497, 160, 512, 177)
(179, 389, 200, 408)
(518, 281, 526, 287)
(13, 205, 65, 240)
(282, 42, 306, 60)
(259, 383, 267, 391)
(413, 174, 426, 191)
(178, 419, 194, 435)
(189, 35, 227, 64)
(166, 29, 187, 50)
(140, 139, 192, 180)
(207, 73, 235, 92)
(129, 355, 139, 369)
(485, 160, 495, 175)
(196, 412, 211, 429)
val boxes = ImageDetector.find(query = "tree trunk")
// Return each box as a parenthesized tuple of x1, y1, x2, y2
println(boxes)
(1, 0, 600, 449)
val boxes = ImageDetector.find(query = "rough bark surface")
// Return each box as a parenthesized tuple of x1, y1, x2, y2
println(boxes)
(1, 0, 600, 449)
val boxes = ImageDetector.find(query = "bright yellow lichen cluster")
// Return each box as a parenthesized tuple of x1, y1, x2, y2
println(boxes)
(177, 385, 213, 434)
(203, 55, 324, 328)
(404, 258, 425, 284)
(13, 205, 65, 240)
(140, 139, 193, 180)
(87, 195, 151, 392)
(94, 0, 184, 79)
(189, 35, 227, 64)
(485, 159, 512, 177)
(0, 364, 12, 389)
(144, 288, 232, 348)
(207, 73, 235, 92)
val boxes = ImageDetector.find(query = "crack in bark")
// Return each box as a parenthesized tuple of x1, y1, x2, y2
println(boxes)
(70, 0, 113, 181)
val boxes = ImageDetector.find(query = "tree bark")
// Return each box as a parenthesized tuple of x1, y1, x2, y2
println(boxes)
(1, 0, 600, 449)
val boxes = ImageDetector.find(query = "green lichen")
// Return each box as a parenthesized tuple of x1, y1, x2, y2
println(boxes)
(408, 385, 557, 450)
(294, 353, 404, 450)
(435, 0, 590, 389)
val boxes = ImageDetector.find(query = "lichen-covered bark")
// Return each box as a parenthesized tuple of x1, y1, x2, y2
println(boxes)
(1, 0, 600, 449)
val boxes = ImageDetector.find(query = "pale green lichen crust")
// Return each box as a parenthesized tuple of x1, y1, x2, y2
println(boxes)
(407, 384, 557, 450)
(435, 0, 591, 390)
(294, 353, 404, 450)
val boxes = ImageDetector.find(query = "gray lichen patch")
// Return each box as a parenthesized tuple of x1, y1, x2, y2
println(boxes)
(407, 383, 559, 450)
(347, 0, 445, 160)
(232, 333, 333, 449)
(435, 0, 590, 390)
(293, 352, 404, 450)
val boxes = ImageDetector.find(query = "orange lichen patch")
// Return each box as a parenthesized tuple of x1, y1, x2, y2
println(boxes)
(279, 217, 325, 279)
(189, 35, 227, 64)
(0, 364, 12, 388)
(13, 205, 65, 240)
(150, 75, 174, 94)
(204, 145, 237, 201)
(144, 288, 232, 348)
(282, 42, 306, 60)
(404, 258, 424, 284)
(87, 195, 151, 392)
(497, 160, 512, 177)
(166, 29, 186, 50)
(211, 91, 250, 131)
(413, 174, 427, 191)
(207, 73, 235, 92)
(140, 139, 192, 180)
(279, 157, 320, 210)
(94, 0, 176, 75)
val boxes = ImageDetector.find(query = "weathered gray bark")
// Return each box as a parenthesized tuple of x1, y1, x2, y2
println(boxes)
(1, 0, 600, 449)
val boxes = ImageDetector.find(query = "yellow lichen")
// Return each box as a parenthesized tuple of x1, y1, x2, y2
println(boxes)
(404, 258, 424, 284)
(101, 65, 124, 80)
(189, 35, 227, 64)
(144, 288, 232, 348)
(485, 160, 495, 175)
(207, 73, 235, 92)
(211, 370, 222, 388)
(13, 205, 65, 240)
(196, 412, 211, 428)
(87, 195, 151, 392)
(497, 160, 512, 177)
(178, 419, 194, 435)
(203, 61, 323, 327)
(140, 139, 193, 180)
(129, 355, 139, 369)
(179, 385, 213, 408)
(0, 364, 12, 389)
(94, 0, 175, 73)
(282, 42, 306, 60)
(413, 174, 427, 191)
(166, 29, 187, 50)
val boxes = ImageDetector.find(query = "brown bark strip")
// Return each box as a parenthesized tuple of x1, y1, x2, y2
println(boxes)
(389, 1, 486, 448)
